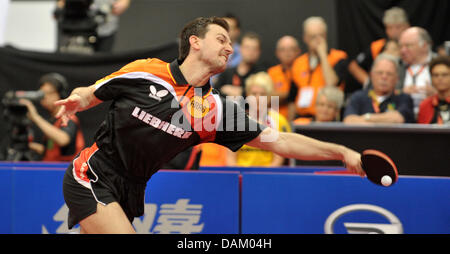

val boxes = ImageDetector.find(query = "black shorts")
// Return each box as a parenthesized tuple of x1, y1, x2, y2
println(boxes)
(62, 145, 147, 229)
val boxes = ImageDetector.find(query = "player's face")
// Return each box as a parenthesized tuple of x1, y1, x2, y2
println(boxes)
(198, 24, 233, 74)
(40, 82, 60, 112)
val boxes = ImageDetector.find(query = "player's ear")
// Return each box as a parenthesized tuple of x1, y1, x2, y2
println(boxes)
(189, 35, 201, 51)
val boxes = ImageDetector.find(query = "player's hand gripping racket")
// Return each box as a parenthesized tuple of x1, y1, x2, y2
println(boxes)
(361, 149, 398, 187)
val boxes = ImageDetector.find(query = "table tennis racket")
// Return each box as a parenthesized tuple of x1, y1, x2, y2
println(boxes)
(361, 149, 398, 187)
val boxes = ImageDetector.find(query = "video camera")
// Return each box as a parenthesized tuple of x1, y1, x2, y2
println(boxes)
(55, 0, 110, 54)
(2, 90, 44, 125)
(1, 90, 44, 161)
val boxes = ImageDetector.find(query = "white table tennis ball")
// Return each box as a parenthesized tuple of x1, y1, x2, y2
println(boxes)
(381, 175, 392, 186)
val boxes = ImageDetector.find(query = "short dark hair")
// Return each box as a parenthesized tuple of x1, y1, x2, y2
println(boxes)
(178, 16, 229, 62)
(38, 72, 69, 98)
(429, 56, 450, 73)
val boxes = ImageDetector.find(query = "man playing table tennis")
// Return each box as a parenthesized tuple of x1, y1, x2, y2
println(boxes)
(56, 16, 365, 234)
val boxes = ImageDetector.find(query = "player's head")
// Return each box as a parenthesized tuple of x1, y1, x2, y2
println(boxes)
(178, 16, 233, 73)
(38, 73, 69, 112)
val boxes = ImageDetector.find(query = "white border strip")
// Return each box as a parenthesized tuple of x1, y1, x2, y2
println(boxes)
(94, 71, 178, 101)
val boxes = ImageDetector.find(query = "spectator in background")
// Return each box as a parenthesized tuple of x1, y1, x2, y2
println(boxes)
(436, 43, 449, 57)
(343, 54, 414, 124)
(56, 0, 130, 52)
(287, 16, 348, 122)
(399, 26, 436, 116)
(267, 35, 301, 119)
(417, 56, 450, 124)
(227, 72, 291, 167)
(223, 13, 242, 68)
(348, 7, 410, 89)
(18, 73, 85, 161)
(293, 86, 345, 124)
(215, 32, 265, 97)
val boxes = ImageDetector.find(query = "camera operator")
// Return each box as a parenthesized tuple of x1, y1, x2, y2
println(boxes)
(55, 0, 131, 53)
(19, 73, 85, 161)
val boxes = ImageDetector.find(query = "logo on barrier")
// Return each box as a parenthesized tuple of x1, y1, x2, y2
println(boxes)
(324, 204, 403, 234)
(42, 199, 204, 234)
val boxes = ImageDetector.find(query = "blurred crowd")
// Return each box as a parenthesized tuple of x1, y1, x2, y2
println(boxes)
(200, 8, 450, 168)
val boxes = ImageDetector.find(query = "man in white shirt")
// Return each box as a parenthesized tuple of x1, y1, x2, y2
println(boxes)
(399, 26, 436, 115)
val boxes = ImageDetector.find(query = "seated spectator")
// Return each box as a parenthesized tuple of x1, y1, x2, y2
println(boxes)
(343, 54, 415, 124)
(223, 13, 242, 68)
(399, 27, 437, 115)
(436, 43, 449, 57)
(215, 32, 265, 98)
(348, 7, 410, 89)
(293, 86, 345, 124)
(19, 73, 85, 161)
(287, 16, 348, 122)
(417, 56, 450, 124)
(228, 72, 291, 167)
(267, 35, 302, 119)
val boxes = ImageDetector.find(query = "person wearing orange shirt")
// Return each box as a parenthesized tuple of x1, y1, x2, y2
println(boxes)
(287, 16, 349, 121)
(267, 35, 301, 119)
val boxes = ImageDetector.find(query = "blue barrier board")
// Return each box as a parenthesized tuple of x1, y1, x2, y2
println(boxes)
(3, 167, 239, 234)
(242, 173, 450, 234)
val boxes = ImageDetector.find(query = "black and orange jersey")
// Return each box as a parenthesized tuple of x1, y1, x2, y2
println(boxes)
(86, 58, 265, 182)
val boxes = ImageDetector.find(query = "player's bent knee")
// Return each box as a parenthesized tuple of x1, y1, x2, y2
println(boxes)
(79, 202, 136, 234)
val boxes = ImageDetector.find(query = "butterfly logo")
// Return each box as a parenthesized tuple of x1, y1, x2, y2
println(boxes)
(148, 85, 169, 101)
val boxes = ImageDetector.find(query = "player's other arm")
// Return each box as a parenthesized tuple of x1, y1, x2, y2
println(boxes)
(246, 128, 365, 176)
(54, 84, 103, 126)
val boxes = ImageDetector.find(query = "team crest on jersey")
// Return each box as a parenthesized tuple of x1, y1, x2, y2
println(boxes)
(149, 85, 169, 101)
(187, 96, 210, 119)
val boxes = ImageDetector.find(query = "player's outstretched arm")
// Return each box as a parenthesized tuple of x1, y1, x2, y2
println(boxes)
(54, 84, 103, 126)
(246, 128, 365, 176)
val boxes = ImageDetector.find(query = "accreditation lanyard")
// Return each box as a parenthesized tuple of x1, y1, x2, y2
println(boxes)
(407, 64, 427, 85)
(369, 90, 381, 113)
